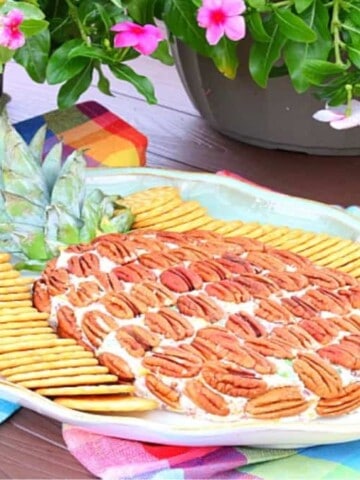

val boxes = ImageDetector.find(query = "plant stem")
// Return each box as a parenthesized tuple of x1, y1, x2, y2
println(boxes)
(331, 0, 344, 66)
(64, 0, 91, 45)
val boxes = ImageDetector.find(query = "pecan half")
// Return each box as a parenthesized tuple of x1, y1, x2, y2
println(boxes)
(317, 342, 360, 370)
(138, 251, 177, 269)
(339, 286, 360, 309)
(98, 352, 134, 381)
(266, 272, 308, 292)
(217, 255, 254, 274)
(101, 292, 148, 318)
(300, 289, 351, 315)
(202, 362, 268, 398)
(144, 308, 194, 341)
(160, 266, 203, 293)
(205, 280, 251, 303)
(94, 271, 124, 292)
(67, 253, 100, 277)
(184, 379, 230, 416)
(32, 279, 50, 313)
(192, 326, 248, 363)
(298, 268, 340, 289)
(316, 383, 360, 416)
(116, 326, 159, 358)
(82, 310, 119, 348)
(244, 386, 309, 419)
(247, 252, 286, 272)
(145, 374, 180, 409)
(245, 337, 295, 359)
(256, 299, 293, 323)
(177, 293, 224, 322)
(190, 259, 231, 282)
(57, 305, 83, 343)
(44, 268, 69, 295)
(330, 315, 360, 334)
(234, 274, 278, 298)
(170, 246, 210, 262)
(113, 263, 156, 283)
(293, 353, 343, 398)
(270, 325, 316, 350)
(322, 269, 357, 287)
(281, 297, 319, 320)
(241, 345, 277, 374)
(136, 281, 176, 307)
(226, 312, 267, 340)
(96, 240, 136, 264)
(266, 249, 311, 269)
(298, 318, 338, 345)
(143, 346, 202, 377)
(67, 281, 101, 307)
(224, 236, 264, 252)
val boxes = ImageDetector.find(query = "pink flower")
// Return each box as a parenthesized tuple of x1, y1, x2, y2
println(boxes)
(197, 0, 246, 46)
(0, 9, 25, 50)
(111, 21, 164, 56)
(313, 100, 360, 130)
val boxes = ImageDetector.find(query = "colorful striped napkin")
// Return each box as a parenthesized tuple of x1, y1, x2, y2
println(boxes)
(14, 101, 148, 168)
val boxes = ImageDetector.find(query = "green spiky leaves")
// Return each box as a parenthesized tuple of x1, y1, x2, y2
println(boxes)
(0, 110, 134, 271)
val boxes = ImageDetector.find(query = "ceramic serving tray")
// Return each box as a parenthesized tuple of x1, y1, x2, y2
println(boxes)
(0, 167, 359, 448)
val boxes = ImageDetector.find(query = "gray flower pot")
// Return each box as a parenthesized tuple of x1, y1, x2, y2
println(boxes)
(172, 40, 360, 156)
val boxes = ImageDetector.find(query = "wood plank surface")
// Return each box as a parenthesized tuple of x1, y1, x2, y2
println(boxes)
(1, 57, 360, 479)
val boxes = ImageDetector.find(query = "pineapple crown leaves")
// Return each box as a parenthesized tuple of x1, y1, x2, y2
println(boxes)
(0, 109, 134, 270)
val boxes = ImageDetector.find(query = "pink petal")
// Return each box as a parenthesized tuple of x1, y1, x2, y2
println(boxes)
(142, 24, 164, 40)
(206, 23, 225, 45)
(224, 15, 246, 41)
(8, 31, 25, 50)
(330, 116, 360, 130)
(113, 32, 139, 48)
(111, 21, 135, 33)
(197, 7, 212, 28)
(312, 109, 345, 122)
(135, 34, 160, 55)
(4, 9, 24, 27)
(222, 0, 246, 15)
(202, 0, 223, 8)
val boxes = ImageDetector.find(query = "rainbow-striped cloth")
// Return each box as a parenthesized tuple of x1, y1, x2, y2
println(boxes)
(14, 101, 147, 167)
(62, 425, 360, 480)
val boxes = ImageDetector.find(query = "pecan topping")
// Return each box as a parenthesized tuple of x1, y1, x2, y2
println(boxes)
(266, 249, 311, 269)
(98, 352, 134, 381)
(82, 310, 119, 348)
(299, 268, 342, 289)
(244, 386, 309, 419)
(143, 346, 202, 377)
(67, 281, 101, 307)
(145, 374, 180, 409)
(177, 293, 224, 322)
(322, 269, 357, 287)
(205, 280, 251, 303)
(113, 263, 156, 283)
(224, 236, 264, 252)
(160, 266, 203, 293)
(339, 286, 360, 309)
(44, 268, 69, 295)
(299, 318, 338, 345)
(245, 338, 295, 359)
(330, 315, 360, 334)
(247, 252, 286, 272)
(234, 274, 278, 298)
(270, 325, 315, 350)
(192, 326, 247, 363)
(190, 259, 231, 282)
(267, 271, 308, 291)
(96, 240, 135, 264)
(116, 326, 159, 358)
(101, 292, 148, 318)
(32, 279, 50, 313)
(300, 289, 351, 315)
(316, 383, 360, 416)
(67, 253, 100, 277)
(318, 341, 360, 370)
(202, 362, 268, 398)
(293, 353, 343, 398)
(256, 299, 293, 323)
(94, 271, 124, 292)
(170, 246, 210, 261)
(135, 281, 176, 307)
(138, 251, 177, 269)
(281, 296, 318, 319)
(218, 255, 254, 274)
(145, 308, 194, 341)
(57, 306, 83, 344)
(226, 312, 267, 340)
(184, 379, 230, 416)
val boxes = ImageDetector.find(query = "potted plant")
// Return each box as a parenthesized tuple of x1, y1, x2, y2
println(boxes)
(1, 0, 360, 154)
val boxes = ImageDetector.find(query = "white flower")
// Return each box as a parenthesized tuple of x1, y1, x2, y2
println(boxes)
(313, 99, 360, 130)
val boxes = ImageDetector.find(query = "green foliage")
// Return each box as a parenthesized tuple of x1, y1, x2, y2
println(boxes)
(4, 0, 360, 107)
